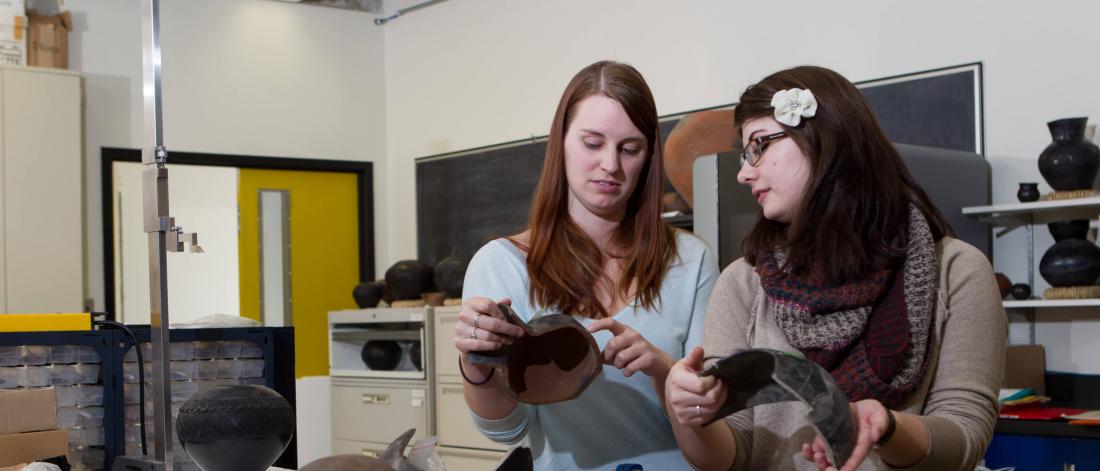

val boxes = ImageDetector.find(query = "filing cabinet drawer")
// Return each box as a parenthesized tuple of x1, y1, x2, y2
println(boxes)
(332, 382, 429, 443)
(434, 307, 461, 381)
(435, 382, 507, 451)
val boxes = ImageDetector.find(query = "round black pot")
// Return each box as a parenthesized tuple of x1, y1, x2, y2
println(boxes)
(1040, 239, 1100, 287)
(361, 340, 403, 371)
(1011, 283, 1032, 300)
(1038, 117, 1100, 191)
(434, 257, 468, 299)
(384, 260, 435, 300)
(176, 385, 295, 471)
(352, 281, 383, 308)
(1017, 182, 1040, 203)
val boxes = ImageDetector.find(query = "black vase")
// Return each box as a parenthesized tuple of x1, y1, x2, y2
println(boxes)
(176, 385, 295, 471)
(1038, 117, 1100, 191)
(384, 260, 435, 300)
(1017, 183, 1040, 203)
(1048, 219, 1090, 242)
(434, 257, 468, 299)
(1040, 239, 1100, 287)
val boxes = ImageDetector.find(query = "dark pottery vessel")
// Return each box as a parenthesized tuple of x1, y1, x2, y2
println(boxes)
(1040, 239, 1100, 287)
(1048, 219, 1090, 242)
(994, 273, 1012, 299)
(352, 281, 383, 308)
(1038, 117, 1100, 191)
(434, 257, 468, 299)
(1017, 182, 1040, 203)
(176, 385, 295, 471)
(1011, 283, 1032, 300)
(361, 340, 403, 371)
(384, 260, 435, 300)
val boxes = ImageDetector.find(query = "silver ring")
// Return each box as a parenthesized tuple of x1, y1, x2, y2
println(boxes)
(695, 405, 702, 418)
(473, 314, 483, 330)
(470, 327, 478, 340)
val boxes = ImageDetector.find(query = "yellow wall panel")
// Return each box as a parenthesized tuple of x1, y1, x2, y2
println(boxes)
(238, 169, 359, 378)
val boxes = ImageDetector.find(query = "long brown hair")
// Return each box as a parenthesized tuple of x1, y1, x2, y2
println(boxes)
(735, 65, 953, 284)
(520, 60, 676, 319)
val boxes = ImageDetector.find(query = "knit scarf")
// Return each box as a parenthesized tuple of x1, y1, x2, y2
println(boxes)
(756, 205, 936, 408)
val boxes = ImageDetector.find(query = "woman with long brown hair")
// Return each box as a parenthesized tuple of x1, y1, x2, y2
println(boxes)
(664, 65, 1005, 470)
(453, 60, 718, 469)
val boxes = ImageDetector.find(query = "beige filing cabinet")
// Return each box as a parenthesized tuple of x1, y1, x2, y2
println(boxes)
(329, 308, 435, 457)
(0, 66, 84, 313)
(433, 306, 508, 470)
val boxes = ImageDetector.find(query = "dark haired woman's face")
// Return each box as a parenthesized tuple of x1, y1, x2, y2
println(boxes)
(562, 95, 648, 223)
(736, 116, 811, 224)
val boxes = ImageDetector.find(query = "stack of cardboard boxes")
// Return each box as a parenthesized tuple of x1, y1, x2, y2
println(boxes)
(0, 388, 68, 467)
(0, 0, 69, 68)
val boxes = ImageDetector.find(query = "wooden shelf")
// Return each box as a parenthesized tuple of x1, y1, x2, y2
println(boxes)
(962, 197, 1100, 227)
(1004, 299, 1100, 309)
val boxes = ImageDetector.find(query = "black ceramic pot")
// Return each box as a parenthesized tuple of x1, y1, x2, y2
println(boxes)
(434, 257, 468, 299)
(352, 281, 383, 309)
(1011, 283, 1032, 300)
(1040, 239, 1100, 287)
(384, 260, 435, 300)
(361, 340, 403, 371)
(1017, 183, 1040, 203)
(1048, 219, 1090, 243)
(176, 385, 295, 471)
(1038, 117, 1100, 191)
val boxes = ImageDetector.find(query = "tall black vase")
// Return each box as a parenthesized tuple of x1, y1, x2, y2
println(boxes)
(1038, 117, 1100, 191)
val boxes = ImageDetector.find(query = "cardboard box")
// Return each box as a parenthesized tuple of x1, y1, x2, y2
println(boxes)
(0, 0, 25, 17)
(0, 387, 57, 435)
(1002, 344, 1046, 396)
(0, 14, 26, 66)
(0, 429, 68, 467)
(27, 10, 66, 69)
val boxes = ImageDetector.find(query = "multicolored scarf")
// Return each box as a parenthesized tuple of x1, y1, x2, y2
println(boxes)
(756, 205, 935, 408)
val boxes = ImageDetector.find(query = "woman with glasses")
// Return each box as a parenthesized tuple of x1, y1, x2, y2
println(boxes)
(664, 65, 1005, 471)
(453, 60, 719, 470)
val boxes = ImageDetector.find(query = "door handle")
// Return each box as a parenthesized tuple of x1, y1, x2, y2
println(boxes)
(362, 393, 391, 405)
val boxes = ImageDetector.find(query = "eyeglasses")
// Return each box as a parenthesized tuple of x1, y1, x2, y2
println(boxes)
(740, 131, 788, 167)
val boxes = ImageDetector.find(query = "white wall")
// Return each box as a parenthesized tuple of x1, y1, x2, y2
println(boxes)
(381, 1, 1100, 373)
(68, 0, 388, 318)
(114, 162, 240, 325)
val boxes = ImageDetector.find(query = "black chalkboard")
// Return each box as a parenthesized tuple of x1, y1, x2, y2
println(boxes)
(416, 64, 983, 265)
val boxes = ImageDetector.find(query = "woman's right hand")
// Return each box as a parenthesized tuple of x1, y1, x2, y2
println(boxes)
(453, 297, 525, 355)
(666, 347, 727, 427)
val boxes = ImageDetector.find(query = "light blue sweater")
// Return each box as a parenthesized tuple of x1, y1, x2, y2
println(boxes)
(462, 231, 718, 471)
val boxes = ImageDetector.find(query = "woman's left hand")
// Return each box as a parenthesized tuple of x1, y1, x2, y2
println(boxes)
(801, 399, 891, 471)
(587, 318, 673, 378)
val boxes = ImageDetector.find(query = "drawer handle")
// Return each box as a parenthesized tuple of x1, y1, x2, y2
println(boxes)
(361, 448, 379, 458)
(442, 386, 463, 395)
(362, 393, 390, 405)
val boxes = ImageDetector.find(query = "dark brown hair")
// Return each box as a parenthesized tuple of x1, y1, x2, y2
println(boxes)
(519, 60, 676, 319)
(735, 65, 953, 284)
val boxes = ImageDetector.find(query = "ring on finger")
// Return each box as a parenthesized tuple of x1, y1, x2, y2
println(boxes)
(695, 405, 702, 418)
(470, 327, 478, 340)
(473, 314, 483, 330)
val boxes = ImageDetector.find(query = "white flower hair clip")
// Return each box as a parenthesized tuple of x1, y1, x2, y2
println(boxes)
(771, 88, 817, 127)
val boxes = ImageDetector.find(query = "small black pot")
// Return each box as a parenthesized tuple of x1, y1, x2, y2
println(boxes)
(352, 281, 383, 308)
(361, 340, 403, 371)
(385, 260, 435, 300)
(1039, 239, 1100, 287)
(1017, 182, 1040, 203)
(434, 257, 468, 299)
(1010, 283, 1032, 300)
(1038, 117, 1100, 191)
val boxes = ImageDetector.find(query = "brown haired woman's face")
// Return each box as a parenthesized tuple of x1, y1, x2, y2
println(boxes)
(562, 95, 648, 222)
(737, 116, 811, 224)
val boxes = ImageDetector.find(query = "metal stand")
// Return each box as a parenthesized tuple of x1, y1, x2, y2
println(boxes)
(112, 1, 201, 469)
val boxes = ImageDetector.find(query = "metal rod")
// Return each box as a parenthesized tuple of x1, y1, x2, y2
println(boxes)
(374, 0, 449, 25)
(141, 0, 174, 466)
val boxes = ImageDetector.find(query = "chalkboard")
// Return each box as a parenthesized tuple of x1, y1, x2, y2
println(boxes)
(416, 63, 983, 265)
